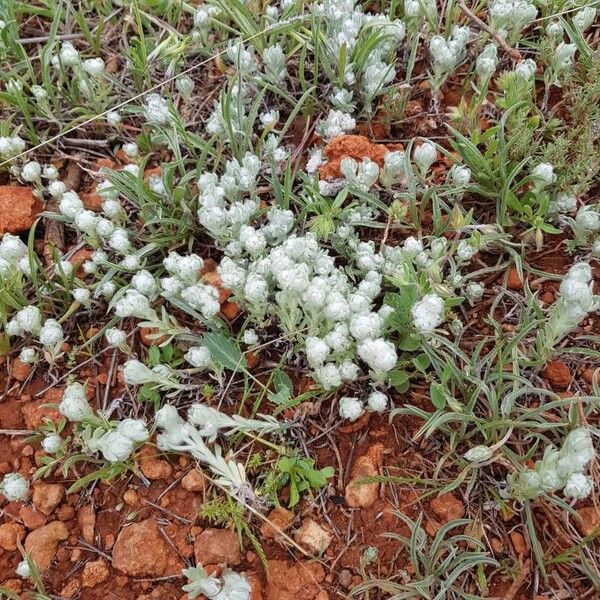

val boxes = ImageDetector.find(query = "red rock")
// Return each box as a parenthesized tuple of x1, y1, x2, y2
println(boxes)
(543, 360, 571, 390)
(32, 482, 64, 515)
(260, 507, 294, 540)
(60, 579, 81, 599)
(430, 493, 465, 523)
(0, 186, 43, 235)
(80, 191, 103, 211)
(294, 519, 333, 554)
(78, 504, 96, 544)
(138, 445, 173, 480)
(180, 468, 206, 492)
(0, 522, 26, 550)
(19, 505, 47, 530)
(139, 326, 168, 346)
(11, 358, 31, 382)
(57, 505, 75, 521)
(81, 558, 110, 588)
(265, 560, 326, 600)
(193, 528, 242, 566)
(123, 488, 140, 506)
(575, 507, 600, 536)
(506, 266, 523, 291)
(112, 518, 183, 577)
(345, 443, 383, 509)
(24, 521, 69, 570)
(20, 388, 62, 429)
(582, 367, 600, 385)
(510, 531, 528, 556)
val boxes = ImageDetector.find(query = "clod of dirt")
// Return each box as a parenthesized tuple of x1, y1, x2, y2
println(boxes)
(543, 360, 571, 390)
(581, 367, 599, 385)
(80, 191, 103, 211)
(345, 443, 384, 509)
(0, 185, 43, 235)
(294, 518, 333, 555)
(259, 506, 294, 540)
(78, 504, 96, 544)
(0, 522, 26, 551)
(11, 358, 31, 382)
(24, 520, 69, 570)
(32, 482, 64, 516)
(112, 518, 184, 577)
(506, 266, 524, 291)
(19, 505, 47, 530)
(180, 468, 206, 492)
(510, 530, 528, 556)
(575, 506, 600, 536)
(429, 493, 465, 523)
(21, 388, 63, 429)
(247, 572, 264, 600)
(266, 560, 326, 600)
(319, 135, 390, 181)
(138, 445, 174, 480)
(81, 558, 110, 588)
(193, 527, 242, 566)
(59, 579, 80, 598)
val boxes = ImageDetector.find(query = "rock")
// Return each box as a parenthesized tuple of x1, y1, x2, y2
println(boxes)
(510, 531, 528, 556)
(181, 468, 206, 492)
(543, 360, 571, 390)
(80, 191, 103, 211)
(139, 326, 169, 346)
(123, 488, 140, 506)
(430, 493, 465, 523)
(266, 560, 326, 600)
(582, 367, 599, 385)
(139, 445, 173, 480)
(11, 358, 31, 382)
(345, 443, 383, 508)
(0, 522, 26, 551)
(294, 519, 333, 555)
(575, 507, 600, 536)
(260, 507, 294, 540)
(112, 518, 183, 577)
(78, 504, 96, 544)
(320, 135, 388, 181)
(19, 505, 46, 530)
(57, 505, 75, 521)
(82, 558, 110, 588)
(193, 528, 242, 566)
(0, 186, 43, 235)
(0, 579, 22, 595)
(506, 266, 523, 291)
(60, 579, 81, 599)
(20, 392, 62, 429)
(32, 482, 64, 515)
(246, 572, 263, 600)
(24, 521, 69, 570)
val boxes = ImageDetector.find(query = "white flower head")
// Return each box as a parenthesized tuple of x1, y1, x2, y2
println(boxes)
(358, 338, 398, 373)
(16, 560, 31, 578)
(367, 391, 388, 412)
(97, 431, 135, 463)
(411, 294, 444, 334)
(143, 93, 171, 125)
(185, 346, 212, 369)
(39, 319, 63, 348)
(59, 382, 92, 421)
(564, 472, 593, 499)
(339, 397, 365, 421)
(117, 419, 149, 442)
(83, 57, 105, 77)
(413, 142, 437, 175)
(0, 473, 29, 501)
(42, 433, 63, 454)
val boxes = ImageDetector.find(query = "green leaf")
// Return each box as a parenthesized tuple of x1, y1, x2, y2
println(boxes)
(388, 369, 410, 393)
(398, 334, 422, 352)
(269, 369, 294, 405)
(148, 345, 161, 366)
(430, 383, 446, 410)
(203, 332, 247, 372)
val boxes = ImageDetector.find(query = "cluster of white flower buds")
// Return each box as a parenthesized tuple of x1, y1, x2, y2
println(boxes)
(0, 472, 30, 502)
(542, 262, 599, 348)
(508, 428, 595, 500)
(58, 382, 149, 463)
(338, 391, 389, 421)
